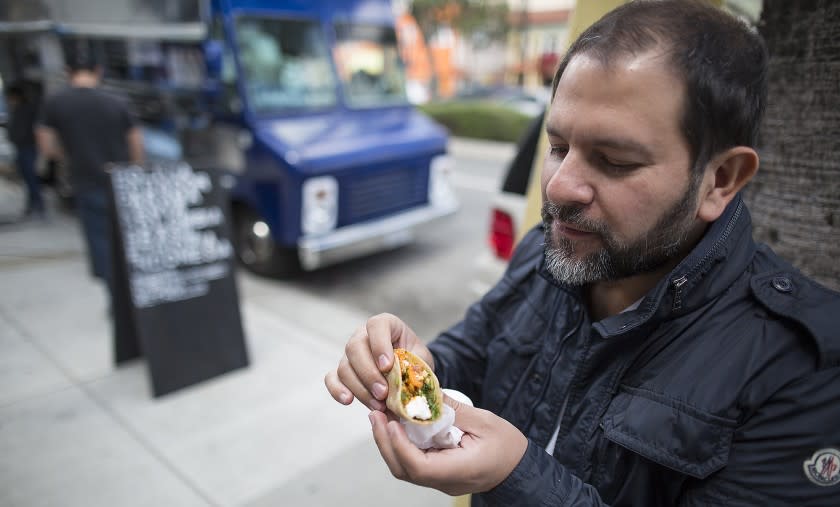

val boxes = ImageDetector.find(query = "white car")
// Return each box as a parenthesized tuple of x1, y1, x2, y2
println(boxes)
(0, 125, 14, 176)
(472, 110, 544, 296)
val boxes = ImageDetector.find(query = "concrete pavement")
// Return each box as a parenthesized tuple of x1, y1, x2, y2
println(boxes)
(0, 180, 451, 506)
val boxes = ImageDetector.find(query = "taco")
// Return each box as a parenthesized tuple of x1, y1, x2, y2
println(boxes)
(386, 348, 443, 424)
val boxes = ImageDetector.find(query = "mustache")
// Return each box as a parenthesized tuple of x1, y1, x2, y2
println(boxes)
(541, 202, 607, 235)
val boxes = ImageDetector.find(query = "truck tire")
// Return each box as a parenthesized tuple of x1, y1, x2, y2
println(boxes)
(233, 206, 301, 278)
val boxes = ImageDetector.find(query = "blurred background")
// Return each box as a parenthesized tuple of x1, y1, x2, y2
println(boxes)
(0, 0, 836, 506)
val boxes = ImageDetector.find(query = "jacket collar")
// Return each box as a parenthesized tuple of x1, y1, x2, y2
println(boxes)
(537, 195, 757, 338)
(598, 194, 756, 337)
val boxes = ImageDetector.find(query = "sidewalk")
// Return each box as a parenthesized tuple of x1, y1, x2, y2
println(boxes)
(448, 136, 516, 162)
(0, 181, 450, 506)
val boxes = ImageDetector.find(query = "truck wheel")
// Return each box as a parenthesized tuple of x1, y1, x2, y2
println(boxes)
(233, 207, 301, 278)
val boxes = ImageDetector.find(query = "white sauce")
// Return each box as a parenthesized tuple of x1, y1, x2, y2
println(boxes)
(405, 395, 432, 420)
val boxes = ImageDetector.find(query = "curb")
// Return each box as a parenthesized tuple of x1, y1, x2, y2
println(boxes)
(447, 137, 516, 161)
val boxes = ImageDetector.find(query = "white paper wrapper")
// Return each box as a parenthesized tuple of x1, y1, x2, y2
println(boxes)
(400, 389, 473, 450)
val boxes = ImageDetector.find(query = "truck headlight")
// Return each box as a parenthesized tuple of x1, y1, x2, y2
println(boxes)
(429, 154, 456, 206)
(301, 176, 338, 235)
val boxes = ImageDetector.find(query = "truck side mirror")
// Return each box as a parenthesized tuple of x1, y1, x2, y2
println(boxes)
(203, 40, 224, 82)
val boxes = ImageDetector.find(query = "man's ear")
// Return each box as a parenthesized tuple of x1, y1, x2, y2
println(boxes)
(697, 146, 759, 222)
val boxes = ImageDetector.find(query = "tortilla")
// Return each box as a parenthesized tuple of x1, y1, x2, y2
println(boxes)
(386, 348, 443, 424)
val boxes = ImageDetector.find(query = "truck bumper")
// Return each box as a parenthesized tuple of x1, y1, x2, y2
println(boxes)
(298, 199, 459, 271)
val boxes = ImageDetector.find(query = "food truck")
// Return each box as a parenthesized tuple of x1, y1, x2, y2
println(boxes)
(0, 0, 457, 277)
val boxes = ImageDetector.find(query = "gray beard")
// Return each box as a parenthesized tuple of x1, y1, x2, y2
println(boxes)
(542, 176, 700, 286)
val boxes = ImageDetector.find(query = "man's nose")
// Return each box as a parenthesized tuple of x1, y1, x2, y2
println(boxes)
(543, 151, 595, 207)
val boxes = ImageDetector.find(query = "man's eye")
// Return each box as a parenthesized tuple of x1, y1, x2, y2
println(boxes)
(600, 156, 640, 170)
(549, 145, 569, 158)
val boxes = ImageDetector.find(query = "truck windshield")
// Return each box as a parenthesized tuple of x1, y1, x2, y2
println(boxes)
(234, 16, 337, 113)
(333, 23, 408, 108)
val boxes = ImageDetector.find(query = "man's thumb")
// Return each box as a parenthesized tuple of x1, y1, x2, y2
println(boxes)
(442, 389, 484, 431)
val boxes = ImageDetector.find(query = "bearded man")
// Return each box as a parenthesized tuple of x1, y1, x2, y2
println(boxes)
(325, 1, 840, 505)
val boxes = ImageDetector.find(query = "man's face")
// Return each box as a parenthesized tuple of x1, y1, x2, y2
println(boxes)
(542, 51, 703, 285)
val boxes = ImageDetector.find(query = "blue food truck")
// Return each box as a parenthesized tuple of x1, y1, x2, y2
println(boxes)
(0, 0, 457, 277)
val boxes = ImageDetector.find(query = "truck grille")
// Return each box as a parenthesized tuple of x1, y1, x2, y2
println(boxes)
(340, 166, 428, 225)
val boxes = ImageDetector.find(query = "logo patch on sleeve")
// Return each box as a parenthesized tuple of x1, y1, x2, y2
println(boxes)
(804, 449, 840, 486)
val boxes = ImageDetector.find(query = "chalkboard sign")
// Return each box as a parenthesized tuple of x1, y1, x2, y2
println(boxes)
(108, 162, 249, 397)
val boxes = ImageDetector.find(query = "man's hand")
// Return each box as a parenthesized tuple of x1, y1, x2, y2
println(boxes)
(35, 126, 63, 161)
(324, 313, 432, 412)
(126, 126, 145, 164)
(369, 397, 529, 496)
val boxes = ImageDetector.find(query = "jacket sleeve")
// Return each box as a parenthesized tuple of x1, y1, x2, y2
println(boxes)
(678, 366, 840, 506)
(481, 440, 611, 507)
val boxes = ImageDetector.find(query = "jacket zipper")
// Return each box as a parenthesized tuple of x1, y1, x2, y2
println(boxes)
(671, 275, 688, 311)
(670, 199, 744, 313)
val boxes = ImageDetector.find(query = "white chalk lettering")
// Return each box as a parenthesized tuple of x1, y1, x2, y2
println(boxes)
(111, 164, 234, 308)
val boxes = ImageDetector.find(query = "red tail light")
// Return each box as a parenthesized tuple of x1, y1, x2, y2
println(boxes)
(489, 208, 516, 260)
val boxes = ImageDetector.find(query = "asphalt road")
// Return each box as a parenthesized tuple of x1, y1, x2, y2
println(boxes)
(246, 138, 517, 342)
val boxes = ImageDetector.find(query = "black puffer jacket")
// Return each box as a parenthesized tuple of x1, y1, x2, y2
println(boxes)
(429, 196, 840, 506)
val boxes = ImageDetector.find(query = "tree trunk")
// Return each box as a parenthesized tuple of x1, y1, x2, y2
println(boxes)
(744, 0, 840, 290)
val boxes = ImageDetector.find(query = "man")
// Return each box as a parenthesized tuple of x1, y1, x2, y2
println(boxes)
(325, 1, 840, 505)
(36, 44, 143, 293)
(5, 83, 44, 219)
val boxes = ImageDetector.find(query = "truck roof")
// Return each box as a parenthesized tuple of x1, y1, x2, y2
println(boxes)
(221, 0, 395, 25)
(1, 0, 397, 39)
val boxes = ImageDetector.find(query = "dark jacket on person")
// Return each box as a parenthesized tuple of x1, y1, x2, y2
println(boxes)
(38, 86, 134, 194)
(8, 99, 38, 148)
(429, 195, 840, 506)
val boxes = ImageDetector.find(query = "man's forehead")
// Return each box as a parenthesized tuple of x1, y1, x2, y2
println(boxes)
(554, 48, 676, 96)
(550, 50, 685, 130)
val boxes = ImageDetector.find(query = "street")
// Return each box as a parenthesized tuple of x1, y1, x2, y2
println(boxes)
(245, 137, 516, 342)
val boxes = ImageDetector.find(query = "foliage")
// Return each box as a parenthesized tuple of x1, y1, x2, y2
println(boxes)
(419, 100, 531, 143)
(411, 0, 509, 43)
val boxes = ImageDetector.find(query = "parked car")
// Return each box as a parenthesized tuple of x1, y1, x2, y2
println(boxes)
(0, 126, 14, 177)
(455, 83, 549, 117)
(0, 108, 15, 175)
(473, 109, 544, 295)
(0, 91, 14, 176)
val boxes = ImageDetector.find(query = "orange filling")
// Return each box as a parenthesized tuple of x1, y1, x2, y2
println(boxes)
(395, 349, 427, 401)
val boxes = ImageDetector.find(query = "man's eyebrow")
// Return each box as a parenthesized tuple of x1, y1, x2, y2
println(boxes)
(546, 125, 653, 159)
(591, 138, 654, 159)
(545, 125, 564, 139)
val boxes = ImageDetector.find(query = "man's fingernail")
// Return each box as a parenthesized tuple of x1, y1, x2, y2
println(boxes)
(372, 382, 387, 399)
(369, 412, 376, 427)
(378, 354, 390, 369)
(339, 392, 350, 404)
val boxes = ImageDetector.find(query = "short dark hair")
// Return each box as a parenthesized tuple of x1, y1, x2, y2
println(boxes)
(63, 38, 99, 73)
(551, 0, 768, 173)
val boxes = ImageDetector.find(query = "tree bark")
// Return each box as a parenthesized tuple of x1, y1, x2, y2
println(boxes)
(745, 0, 840, 290)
